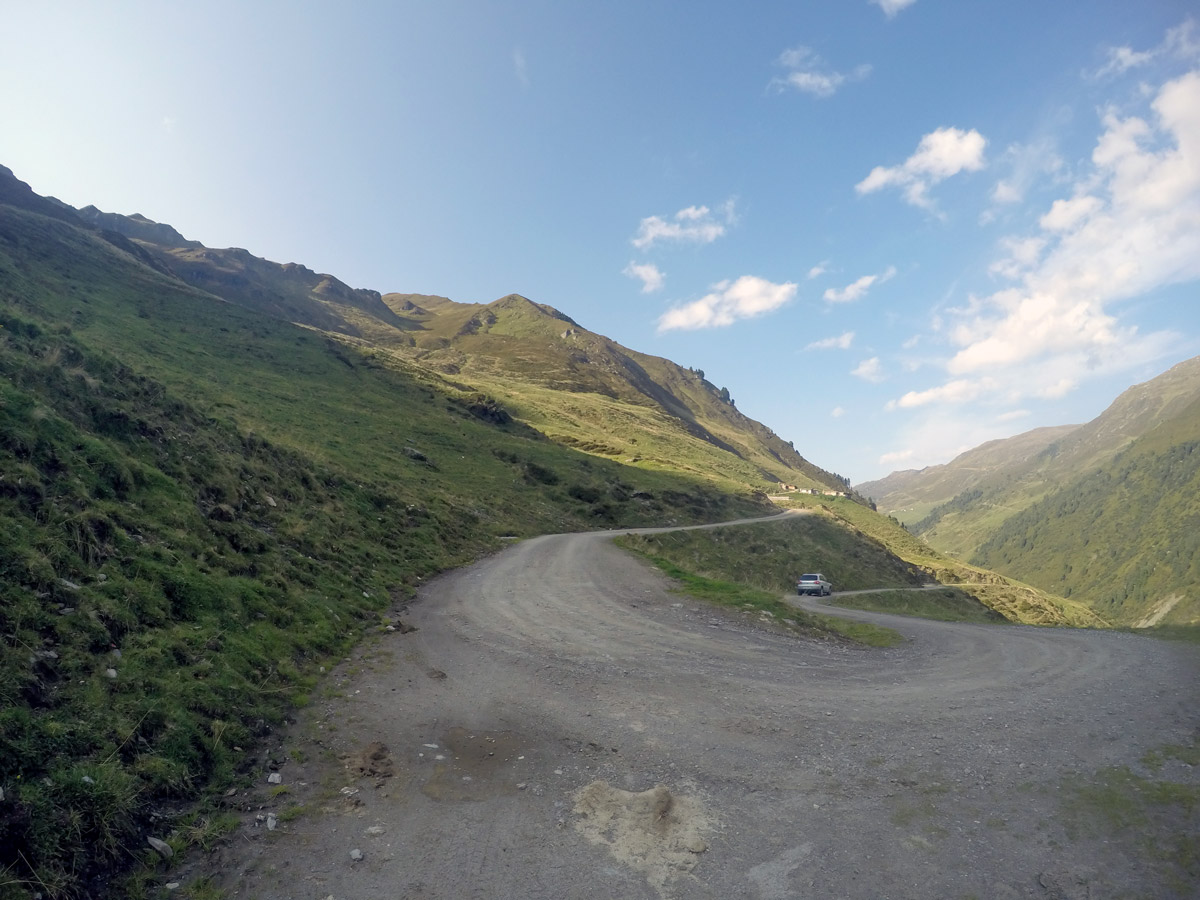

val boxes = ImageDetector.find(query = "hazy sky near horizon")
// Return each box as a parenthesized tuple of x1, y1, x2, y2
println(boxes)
(4, 1, 1199, 482)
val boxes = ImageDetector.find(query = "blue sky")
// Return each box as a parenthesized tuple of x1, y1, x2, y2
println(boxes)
(3, 1, 1199, 482)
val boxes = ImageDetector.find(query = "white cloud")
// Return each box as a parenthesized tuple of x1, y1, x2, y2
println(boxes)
(771, 46, 870, 98)
(632, 202, 735, 249)
(888, 377, 995, 410)
(1038, 194, 1103, 232)
(1165, 19, 1200, 60)
(948, 70, 1200, 380)
(988, 236, 1046, 279)
(871, 0, 917, 18)
(996, 409, 1031, 422)
(806, 331, 855, 350)
(623, 261, 664, 293)
(1097, 46, 1156, 78)
(852, 357, 885, 382)
(657, 275, 797, 331)
(1093, 19, 1200, 79)
(513, 48, 529, 88)
(894, 65, 1198, 419)
(878, 449, 915, 467)
(823, 266, 896, 303)
(988, 139, 1063, 207)
(831, 406, 846, 418)
(807, 261, 829, 279)
(856, 127, 987, 209)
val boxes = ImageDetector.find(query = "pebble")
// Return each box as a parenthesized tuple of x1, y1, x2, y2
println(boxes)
(350, 849, 364, 862)
(266, 813, 277, 831)
(147, 836, 173, 859)
(267, 773, 282, 784)
(105, 668, 117, 679)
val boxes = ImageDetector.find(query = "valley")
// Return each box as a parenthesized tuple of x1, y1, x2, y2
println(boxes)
(1, 161, 1196, 899)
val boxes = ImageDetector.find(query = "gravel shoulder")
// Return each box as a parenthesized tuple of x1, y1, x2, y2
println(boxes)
(191, 514, 1199, 899)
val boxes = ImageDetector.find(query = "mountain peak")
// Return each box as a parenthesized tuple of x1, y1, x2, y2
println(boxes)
(487, 293, 581, 327)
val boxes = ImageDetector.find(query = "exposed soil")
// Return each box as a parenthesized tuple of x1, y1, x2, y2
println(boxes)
(186, 513, 1199, 899)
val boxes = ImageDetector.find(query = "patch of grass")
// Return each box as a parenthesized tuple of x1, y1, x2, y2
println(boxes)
(175, 811, 240, 853)
(807, 613, 905, 648)
(775, 496, 1105, 627)
(617, 514, 927, 596)
(178, 877, 226, 900)
(620, 544, 903, 647)
(829, 588, 1007, 624)
(1142, 743, 1200, 773)
(1140, 624, 1200, 644)
(1060, 744, 1200, 891)
(276, 802, 308, 823)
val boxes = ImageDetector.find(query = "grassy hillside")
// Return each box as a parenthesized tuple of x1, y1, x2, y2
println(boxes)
(57, 192, 851, 499)
(859, 356, 1200, 624)
(618, 513, 927, 597)
(0, 197, 775, 898)
(771, 497, 1107, 627)
(974, 400, 1200, 626)
(857, 424, 1080, 525)
(862, 357, 1200, 561)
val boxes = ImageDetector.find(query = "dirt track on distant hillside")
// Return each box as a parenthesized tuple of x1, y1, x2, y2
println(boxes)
(193, 512, 1199, 899)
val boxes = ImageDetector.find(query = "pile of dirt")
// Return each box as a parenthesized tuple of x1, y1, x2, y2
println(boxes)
(573, 781, 712, 896)
(346, 741, 395, 778)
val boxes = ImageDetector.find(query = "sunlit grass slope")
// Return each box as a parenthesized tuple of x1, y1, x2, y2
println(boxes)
(773, 497, 1107, 627)
(0, 201, 773, 898)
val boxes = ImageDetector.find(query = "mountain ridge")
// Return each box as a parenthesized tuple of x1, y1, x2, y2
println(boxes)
(44, 186, 849, 497)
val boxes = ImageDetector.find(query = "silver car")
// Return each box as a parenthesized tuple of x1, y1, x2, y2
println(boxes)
(796, 573, 832, 596)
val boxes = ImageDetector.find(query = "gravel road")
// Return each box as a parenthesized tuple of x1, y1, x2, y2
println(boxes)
(200, 514, 1199, 900)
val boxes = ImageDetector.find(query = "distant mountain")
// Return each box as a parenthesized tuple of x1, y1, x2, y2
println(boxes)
(973, 388, 1200, 626)
(860, 355, 1200, 624)
(857, 424, 1081, 523)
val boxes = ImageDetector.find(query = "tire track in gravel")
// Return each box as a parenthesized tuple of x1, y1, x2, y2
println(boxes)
(203, 512, 1199, 900)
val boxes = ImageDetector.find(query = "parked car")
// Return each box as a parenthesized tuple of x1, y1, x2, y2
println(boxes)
(796, 573, 832, 596)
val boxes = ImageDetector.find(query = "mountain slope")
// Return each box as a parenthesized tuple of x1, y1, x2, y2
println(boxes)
(861, 355, 1200, 625)
(1, 171, 790, 898)
(973, 393, 1200, 625)
(376, 290, 841, 493)
(862, 356, 1200, 559)
(857, 424, 1081, 524)
(60, 192, 849, 498)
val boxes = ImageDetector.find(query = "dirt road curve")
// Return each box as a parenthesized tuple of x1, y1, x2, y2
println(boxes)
(206, 514, 1199, 900)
